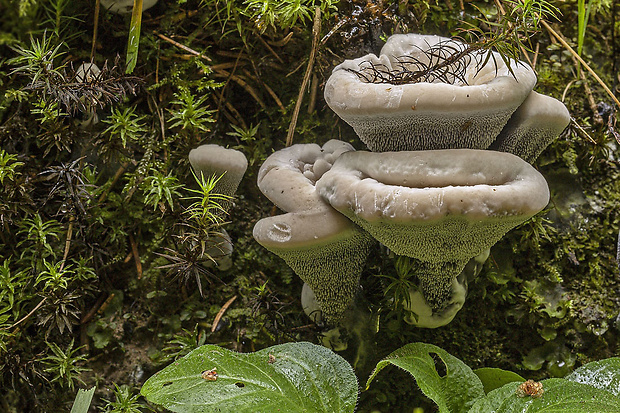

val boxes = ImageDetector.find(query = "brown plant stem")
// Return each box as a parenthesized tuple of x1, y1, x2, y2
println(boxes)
(541, 20, 620, 108)
(286, 6, 321, 147)
(211, 295, 237, 333)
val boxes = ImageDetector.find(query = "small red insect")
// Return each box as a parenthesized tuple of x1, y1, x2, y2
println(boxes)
(516, 380, 544, 398)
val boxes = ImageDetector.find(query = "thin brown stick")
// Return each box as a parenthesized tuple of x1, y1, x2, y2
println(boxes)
(155, 32, 212, 61)
(98, 162, 128, 203)
(80, 292, 110, 325)
(261, 80, 286, 112)
(571, 118, 597, 144)
(241, 68, 285, 112)
(9, 297, 47, 330)
(555, 28, 603, 124)
(91, 0, 100, 61)
(267, 32, 294, 47)
(212, 89, 248, 129)
(211, 295, 237, 333)
(320, 17, 348, 45)
(210, 61, 248, 71)
(286, 6, 321, 147)
(257, 35, 284, 64)
(213, 69, 267, 109)
(531, 42, 540, 68)
(129, 233, 143, 279)
(60, 216, 75, 272)
(542, 20, 620, 108)
(307, 74, 318, 114)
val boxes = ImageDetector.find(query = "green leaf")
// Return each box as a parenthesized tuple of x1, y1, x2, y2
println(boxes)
(366, 342, 485, 413)
(69, 386, 96, 413)
(468, 378, 620, 413)
(125, 0, 143, 74)
(564, 357, 620, 396)
(140, 342, 357, 413)
(473, 368, 525, 394)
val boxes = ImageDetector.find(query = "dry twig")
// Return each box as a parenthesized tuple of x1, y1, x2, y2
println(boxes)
(286, 6, 321, 147)
(211, 295, 237, 333)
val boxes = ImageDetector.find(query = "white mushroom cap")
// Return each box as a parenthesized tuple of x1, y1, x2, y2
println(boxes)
(316, 149, 548, 310)
(253, 207, 374, 322)
(75, 63, 101, 83)
(489, 91, 571, 163)
(189, 144, 248, 200)
(324, 33, 537, 152)
(316, 149, 549, 262)
(101, 0, 158, 14)
(257, 140, 354, 212)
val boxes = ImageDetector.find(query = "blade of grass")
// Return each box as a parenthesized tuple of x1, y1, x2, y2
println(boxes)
(126, 0, 143, 74)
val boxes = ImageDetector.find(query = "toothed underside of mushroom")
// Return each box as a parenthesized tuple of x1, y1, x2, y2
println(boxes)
(346, 111, 515, 152)
(490, 92, 571, 163)
(494, 125, 563, 163)
(405, 267, 468, 327)
(258, 227, 374, 323)
(344, 214, 527, 263)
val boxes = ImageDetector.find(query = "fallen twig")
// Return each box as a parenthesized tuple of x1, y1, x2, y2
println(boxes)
(542, 20, 620, 108)
(129, 233, 143, 279)
(286, 6, 321, 147)
(9, 297, 48, 331)
(211, 295, 237, 333)
(155, 32, 212, 61)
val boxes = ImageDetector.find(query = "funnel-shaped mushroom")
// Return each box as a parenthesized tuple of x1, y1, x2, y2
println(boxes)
(254, 208, 373, 322)
(324, 33, 537, 152)
(316, 149, 549, 311)
(189, 144, 248, 213)
(253, 140, 374, 322)
(489, 91, 571, 163)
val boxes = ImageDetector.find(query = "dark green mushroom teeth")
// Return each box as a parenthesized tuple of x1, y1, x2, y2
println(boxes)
(316, 149, 550, 312)
(489, 91, 571, 163)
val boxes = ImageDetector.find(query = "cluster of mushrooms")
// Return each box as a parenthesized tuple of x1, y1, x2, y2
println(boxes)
(252, 33, 570, 328)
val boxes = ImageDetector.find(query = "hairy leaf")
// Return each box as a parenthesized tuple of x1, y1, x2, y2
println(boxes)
(474, 367, 525, 394)
(366, 342, 485, 413)
(468, 379, 620, 412)
(141, 342, 357, 413)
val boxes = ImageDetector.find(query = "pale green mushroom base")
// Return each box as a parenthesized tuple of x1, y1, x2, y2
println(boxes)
(267, 230, 374, 324)
(345, 213, 533, 309)
(345, 110, 515, 152)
